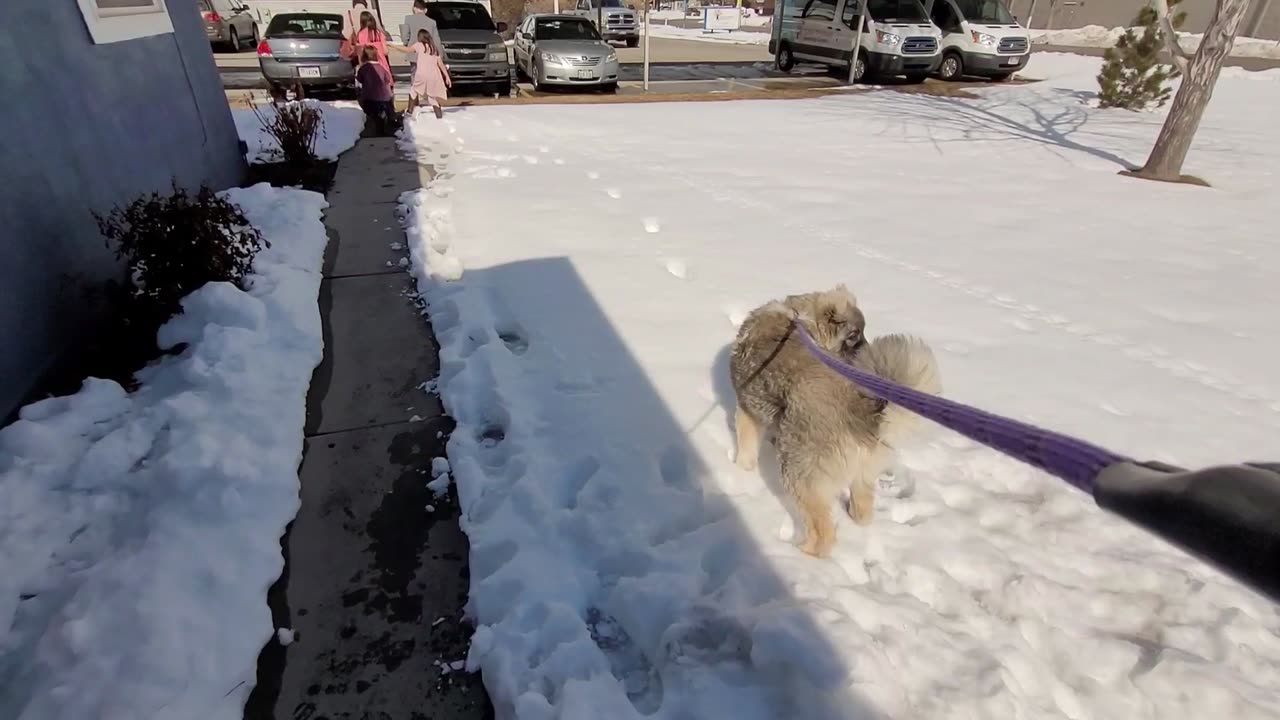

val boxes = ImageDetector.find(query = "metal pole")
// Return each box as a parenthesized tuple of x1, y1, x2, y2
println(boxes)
(643, 0, 651, 91)
(845, 0, 867, 85)
(554, 0, 560, 13)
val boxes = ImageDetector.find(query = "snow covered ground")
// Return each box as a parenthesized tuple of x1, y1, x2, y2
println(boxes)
(232, 99, 365, 164)
(643, 21, 771, 45)
(1032, 25, 1280, 59)
(0, 185, 328, 719)
(396, 53, 1280, 719)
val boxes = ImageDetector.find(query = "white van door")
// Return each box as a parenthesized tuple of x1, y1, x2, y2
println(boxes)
(793, 0, 843, 64)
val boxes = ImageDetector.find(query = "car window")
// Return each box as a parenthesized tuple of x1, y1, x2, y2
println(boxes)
(265, 14, 344, 37)
(535, 18, 601, 40)
(953, 0, 1014, 23)
(801, 0, 837, 22)
(841, 0, 863, 28)
(426, 4, 497, 31)
(867, 0, 929, 22)
(930, 0, 959, 29)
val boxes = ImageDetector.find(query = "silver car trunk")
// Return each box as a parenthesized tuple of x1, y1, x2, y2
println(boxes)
(263, 14, 345, 62)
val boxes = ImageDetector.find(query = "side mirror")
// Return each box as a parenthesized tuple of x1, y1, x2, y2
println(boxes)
(521, 31, 532, 40)
(496, 21, 509, 32)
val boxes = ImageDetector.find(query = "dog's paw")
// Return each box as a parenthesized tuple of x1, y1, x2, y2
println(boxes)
(799, 534, 834, 558)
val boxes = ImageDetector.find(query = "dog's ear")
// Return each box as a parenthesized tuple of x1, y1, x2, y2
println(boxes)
(835, 283, 857, 304)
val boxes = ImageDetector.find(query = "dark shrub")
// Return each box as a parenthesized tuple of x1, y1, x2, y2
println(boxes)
(95, 183, 268, 330)
(253, 100, 326, 166)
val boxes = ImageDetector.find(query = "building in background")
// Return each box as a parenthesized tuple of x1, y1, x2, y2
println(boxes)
(0, 0, 244, 416)
(1008, 0, 1277, 38)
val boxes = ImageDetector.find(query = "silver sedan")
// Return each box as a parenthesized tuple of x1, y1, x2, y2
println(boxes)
(513, 14, 620, 93)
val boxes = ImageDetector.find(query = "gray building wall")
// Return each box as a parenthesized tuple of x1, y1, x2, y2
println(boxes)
(1008, 0, 1279, 40)
(0, 1, 244, 415)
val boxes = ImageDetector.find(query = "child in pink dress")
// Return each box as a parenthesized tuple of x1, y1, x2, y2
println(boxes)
(389, 29, 451, 118)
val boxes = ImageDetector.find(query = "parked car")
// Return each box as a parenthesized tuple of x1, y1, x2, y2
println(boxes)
(257, 13, 355, 96)
(925, 0, 1030, 81)
(770, 0, 941, 82)
(425, 1, 513, 97)
(567, 0, 640, 47)
(202, 0, 258, 51)
(514, 14, 620, 93)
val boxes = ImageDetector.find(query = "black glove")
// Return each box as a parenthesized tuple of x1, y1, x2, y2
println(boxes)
(1094, 461, 1280, 602)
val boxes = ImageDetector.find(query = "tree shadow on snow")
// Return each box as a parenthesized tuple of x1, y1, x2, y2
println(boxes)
(435, 258, 881, 720)
(872, 89, 1138, 169)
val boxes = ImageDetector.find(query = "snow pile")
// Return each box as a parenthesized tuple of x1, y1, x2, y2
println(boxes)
(398, 53, 1280, 719)
(643, 22, 771, 45)
(0, 184, 328, 719)
(233, 99, 365, 163)
(1032, 24, 1280, 59)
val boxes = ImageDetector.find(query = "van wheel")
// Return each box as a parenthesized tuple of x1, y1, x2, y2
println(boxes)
(776, 43, 795, 72)
(852, 51, 869, 82)
(228, 27, 240, 52)
(938, 52, 963, 81)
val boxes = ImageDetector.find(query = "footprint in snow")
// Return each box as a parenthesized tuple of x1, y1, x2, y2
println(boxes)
(606, 188, 622, 199)
(664, 259, 689, 280)
(642, 218, 661, 233)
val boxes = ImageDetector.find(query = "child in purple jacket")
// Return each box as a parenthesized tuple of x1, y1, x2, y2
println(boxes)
(355, 47, 395, 135)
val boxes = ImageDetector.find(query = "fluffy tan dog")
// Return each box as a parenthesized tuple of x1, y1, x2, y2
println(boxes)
(729, 286, 941, 557)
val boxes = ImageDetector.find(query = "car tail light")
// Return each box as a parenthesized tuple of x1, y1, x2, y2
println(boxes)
(204, 11, 222, 22)
(256, 39, 272, 56)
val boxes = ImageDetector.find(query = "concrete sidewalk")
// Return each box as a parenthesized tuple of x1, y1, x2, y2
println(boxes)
(244, 137, 491, 719)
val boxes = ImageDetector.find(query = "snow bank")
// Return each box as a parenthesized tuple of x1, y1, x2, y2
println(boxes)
(642, 23, 771, 45)
(233, 99, 365, 164)
(1033, 24, 1280, 59)
(396, 59, 1280, 719)
(0, 184, 328, 719)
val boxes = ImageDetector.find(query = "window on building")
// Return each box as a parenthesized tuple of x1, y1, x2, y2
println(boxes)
(77, 0, 174, 44)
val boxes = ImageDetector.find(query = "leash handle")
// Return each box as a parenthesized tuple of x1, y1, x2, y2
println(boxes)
(1096, 462, 1280, 602)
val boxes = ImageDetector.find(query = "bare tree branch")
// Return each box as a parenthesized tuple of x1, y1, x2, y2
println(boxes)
(1151, 0, 1192, 73)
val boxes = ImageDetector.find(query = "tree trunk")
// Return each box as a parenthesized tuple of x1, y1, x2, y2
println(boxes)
(1136, 0, 1253, 182)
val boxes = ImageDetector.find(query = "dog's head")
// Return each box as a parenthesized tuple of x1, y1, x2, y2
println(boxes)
(798, 284, 865, 355)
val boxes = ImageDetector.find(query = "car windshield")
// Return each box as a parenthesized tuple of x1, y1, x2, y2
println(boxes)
(953, 0, 1014, 24)
(427, 3, 497, 31)
(867, 0, 928, 22)
(265, 14, 344, 38)
(536, 19, 600, 41)
(598, 0, 626, 7)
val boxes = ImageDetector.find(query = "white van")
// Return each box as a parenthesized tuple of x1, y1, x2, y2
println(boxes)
(924, 0, 1030, 81)
(770, 0, 942, 83)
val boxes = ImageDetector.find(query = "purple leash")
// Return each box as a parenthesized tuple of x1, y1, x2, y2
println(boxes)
(793, 323, 1127, 494)
(794, 322, 1280, 602)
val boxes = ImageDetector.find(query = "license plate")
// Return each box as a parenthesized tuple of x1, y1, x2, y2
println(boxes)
(298, 66, 321, 78)
(1004, 58, 1020, 66)
(577, 69, 594, 79)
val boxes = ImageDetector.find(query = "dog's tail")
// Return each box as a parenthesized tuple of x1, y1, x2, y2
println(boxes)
(852, 334, 942, 446)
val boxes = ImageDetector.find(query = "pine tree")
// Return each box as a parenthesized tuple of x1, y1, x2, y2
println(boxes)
(1097, 0, 1187, 110)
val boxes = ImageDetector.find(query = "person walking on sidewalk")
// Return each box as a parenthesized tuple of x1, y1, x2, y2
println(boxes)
(401, 0, 442, 55)
(356, 46, 396, 135)
(350, 11, 392, 77)
(388, 29, 452, 119)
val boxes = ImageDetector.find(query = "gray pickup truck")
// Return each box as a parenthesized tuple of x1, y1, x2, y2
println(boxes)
(566, 0, 639, 47)
(424, 1, 512, 96)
